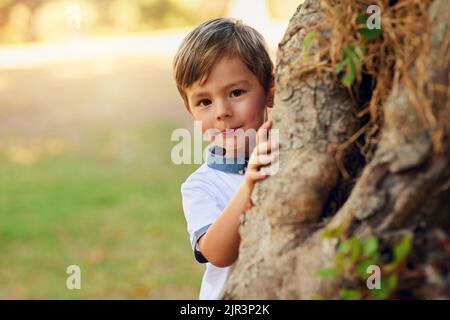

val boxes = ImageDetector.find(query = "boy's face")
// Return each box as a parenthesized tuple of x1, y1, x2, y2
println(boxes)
(185, 57, 272, 157)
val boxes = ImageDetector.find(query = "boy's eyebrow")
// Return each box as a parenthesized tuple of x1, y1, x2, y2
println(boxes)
(190, 80, 251, 101)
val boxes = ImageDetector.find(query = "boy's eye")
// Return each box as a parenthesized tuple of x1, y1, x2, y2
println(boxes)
(197, 99, 212, 107)
(230, 89, 245, 98)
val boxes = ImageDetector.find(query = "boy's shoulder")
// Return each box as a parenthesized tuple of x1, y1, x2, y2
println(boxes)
(181, 163, 217, 192)
(181, 162, 241, 194)
(181, 162, 245, 196)
(183, 163, 212, 182)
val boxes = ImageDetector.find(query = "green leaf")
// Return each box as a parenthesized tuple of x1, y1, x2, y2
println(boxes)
(302, 31, 316, 62)
(339, 45, 364, 86)
(357, 13, 367, 25)
(356, 260, 372, 278)
(370, 275, 398, 300)
(342, 58, 356, 87)
(303, 31, 315, 52)
(340, 289, 362, 300)
(335, 253, 346, 272)
(343, 46, 360, 60)
(363, 236, 379, 258)
(387, 274, 398, 290)
(357, 13, 383, 42)
(316, 267, 338, 278)
(394, 232, 413, 264)
(371, 285, 390, 300)
(350, 236, 362, 263)
(335, 61, 346, 74)
(339, 45, 361, 87)
(359, 27, 383, 42)
(339, 239, 351, 255)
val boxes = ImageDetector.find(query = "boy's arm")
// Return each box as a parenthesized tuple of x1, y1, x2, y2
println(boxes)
(197, 183, 251, 268)
(198, 183, 251, 268)
(198, 121, 279, 268)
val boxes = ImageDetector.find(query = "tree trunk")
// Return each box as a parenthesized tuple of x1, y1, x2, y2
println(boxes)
(222, 0, 449, 299)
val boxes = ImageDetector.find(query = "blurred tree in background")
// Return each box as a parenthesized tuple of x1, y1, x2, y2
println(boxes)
(0, 0, 228, 42)
(0, 0, 299, 43)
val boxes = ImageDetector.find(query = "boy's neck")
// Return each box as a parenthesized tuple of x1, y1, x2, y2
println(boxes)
(211, 145, 252, 159)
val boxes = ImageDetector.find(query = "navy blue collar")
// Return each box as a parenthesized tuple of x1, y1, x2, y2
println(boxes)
(206, 145, 249, 175)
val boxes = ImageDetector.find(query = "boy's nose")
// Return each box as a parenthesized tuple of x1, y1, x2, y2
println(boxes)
(215, 100, 233, 120)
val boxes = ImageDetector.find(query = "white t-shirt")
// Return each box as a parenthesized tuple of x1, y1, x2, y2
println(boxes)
(180, 146, 248, 300)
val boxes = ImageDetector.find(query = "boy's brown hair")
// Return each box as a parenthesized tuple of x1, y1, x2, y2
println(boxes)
(173, 18, 274, 112)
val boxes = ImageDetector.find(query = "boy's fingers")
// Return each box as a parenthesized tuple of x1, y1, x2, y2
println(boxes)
(247, 170, 268, 182)
(254, 153, 276, 166)
(256, 140, 279, 156)
(255, 120, 272, 145)
(248, 148, 279, 169)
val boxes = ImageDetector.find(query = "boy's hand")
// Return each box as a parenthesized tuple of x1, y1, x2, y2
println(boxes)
(244, 120, 279, 199)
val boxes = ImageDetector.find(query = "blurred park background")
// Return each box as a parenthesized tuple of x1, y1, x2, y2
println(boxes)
(0, 0, 299, 299)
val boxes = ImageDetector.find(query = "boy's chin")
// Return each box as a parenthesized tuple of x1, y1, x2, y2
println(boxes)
(211, 134, 254, 156)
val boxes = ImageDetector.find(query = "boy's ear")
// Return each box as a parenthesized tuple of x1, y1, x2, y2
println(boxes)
(265, 79, 275, 108)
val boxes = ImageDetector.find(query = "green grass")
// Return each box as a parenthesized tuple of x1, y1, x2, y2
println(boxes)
(0, 121, 204, 299)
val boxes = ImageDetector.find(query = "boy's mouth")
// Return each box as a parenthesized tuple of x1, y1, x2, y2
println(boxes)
(220, 126, 243, 136)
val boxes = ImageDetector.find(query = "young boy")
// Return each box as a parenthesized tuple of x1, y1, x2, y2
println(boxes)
(173, 18, 279, 300)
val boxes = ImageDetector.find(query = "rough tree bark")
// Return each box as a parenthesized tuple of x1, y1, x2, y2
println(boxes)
(222, 0, 449, 299)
